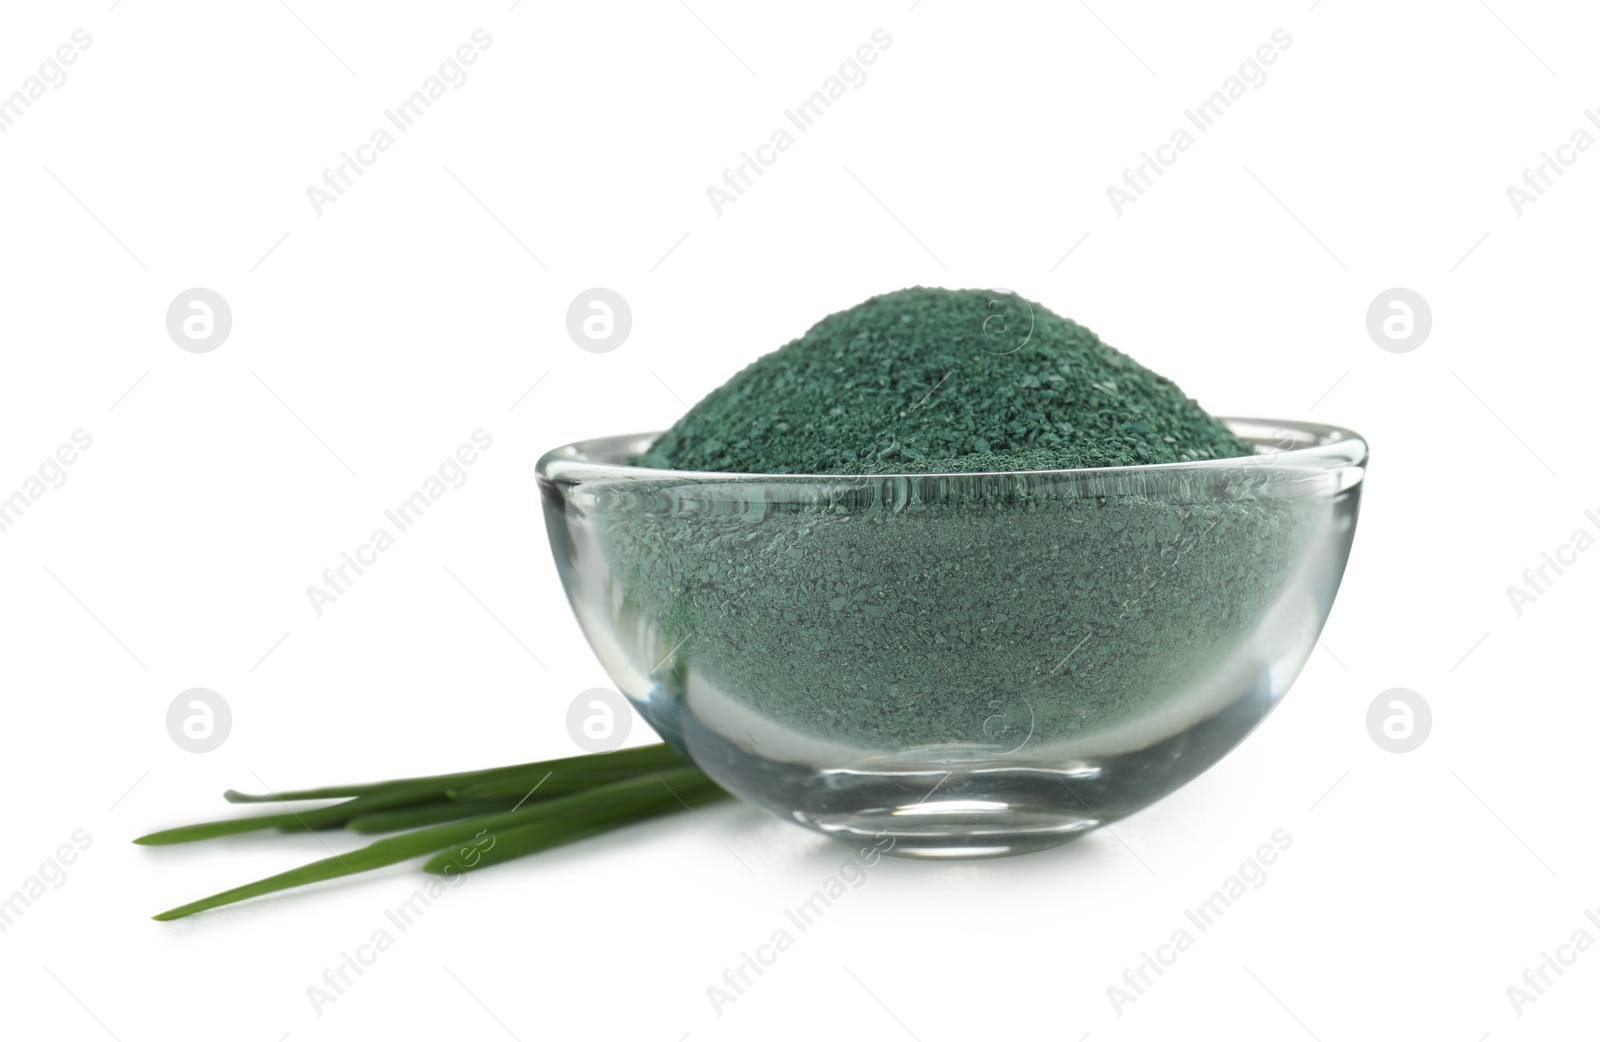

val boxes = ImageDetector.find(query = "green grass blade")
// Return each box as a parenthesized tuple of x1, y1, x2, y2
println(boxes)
(221, 744, 688, 803)
(142, 755, 694, 845)
(423, 783, 729, 874)
(446, 763, 697, 801)
(134, 811, 335, 846)
(223, 786, 379, 804)
(346, 800, 518, 834)
(150, 768, 709, 920)
(137, 782, 478, 845)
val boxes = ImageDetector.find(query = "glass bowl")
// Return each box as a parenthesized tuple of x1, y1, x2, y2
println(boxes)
(537, 419, 1366, 859)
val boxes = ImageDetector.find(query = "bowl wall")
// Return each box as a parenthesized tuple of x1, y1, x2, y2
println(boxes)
(539, 420, 1365, 858)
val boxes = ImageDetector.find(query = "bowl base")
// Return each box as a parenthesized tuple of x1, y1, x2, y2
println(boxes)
(801, 800, 1101, 859)
(666, 666, 1280, 860)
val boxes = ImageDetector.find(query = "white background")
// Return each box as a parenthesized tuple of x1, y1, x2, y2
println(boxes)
(1, 1, 1595, 1038)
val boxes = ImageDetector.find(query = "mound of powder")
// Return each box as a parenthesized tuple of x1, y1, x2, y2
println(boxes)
(637, 287, 1249, 474)
(590, 288, 1320, 752)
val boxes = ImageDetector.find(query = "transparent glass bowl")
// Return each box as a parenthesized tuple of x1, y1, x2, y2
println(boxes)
(538, 420, 1366, 859)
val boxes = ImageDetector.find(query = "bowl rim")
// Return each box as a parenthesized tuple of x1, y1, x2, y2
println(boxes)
(537, 417, 1367, 484)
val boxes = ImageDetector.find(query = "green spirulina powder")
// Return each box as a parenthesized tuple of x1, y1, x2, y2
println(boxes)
(603, 289, 1315, 750)
(636, 287, 1252, 474)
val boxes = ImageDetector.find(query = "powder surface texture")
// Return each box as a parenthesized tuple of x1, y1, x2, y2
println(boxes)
(637, 287, 1251, 475)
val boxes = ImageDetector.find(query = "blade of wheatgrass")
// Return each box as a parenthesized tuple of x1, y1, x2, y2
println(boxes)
(423, 781, 730, 875)
(346, 800, 518, 834)
(143, 753, 690, 844)
(136, 780, 482, 845)
(445, 763, 699, 801)
(134, 812, 338, 846)
(221, 744, 689, 803)
(223, 784, 395, 804)
(150, 767, 709, 920)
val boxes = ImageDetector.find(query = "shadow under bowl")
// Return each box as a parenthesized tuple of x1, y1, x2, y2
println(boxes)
(538, 419, 1367, 859)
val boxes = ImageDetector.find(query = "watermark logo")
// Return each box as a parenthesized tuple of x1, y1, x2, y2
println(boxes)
(0, 829, 93, 933)
(1106, 28, 1293, 215)
(305, 29, 494, 216)
(1107, 828, 1294, 1015)
(1506, 508, 1600, 615)
(707, 833, 894, 1016)
(166, 288, 232, 353)
(306, 841, 481, 1016)
(1505, 906, 1600, 1017)
(1366, 688, 1430, 753)
(980, 290, 1034, 356)
(1505, 111, 1600, 216)
(566, 687, 631, 752)
(704, 29, 894, 216)
(0, 29, 93, 134)
(566, 288, 631, 354)
(166, 688, 231, 752)
(305, 430, 494, 615)
(0, 428, 94, 536)
(1366, 288, 1431, 353)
